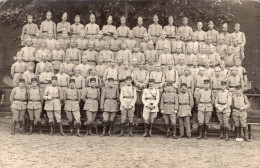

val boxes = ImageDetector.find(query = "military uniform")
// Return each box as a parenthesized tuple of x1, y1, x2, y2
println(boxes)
(185, 53, 197, 66)
(94, 37, 105, 53)
(148, 15, 162, 43)
(82, 49, 98, 66)
(211, 74, 224, 104)
(231, 30, 246, 49)
(177, 25, 193, 42)
(117, 48, 132, 64)
(175, 63, 187, 77)
(163, 16, 177, 41)
(109, 36, 122, 58)
(173, 53, 186, 66)
(57, 13, 70, 40)
(117, 16, 130, 41)
(85, 16, 100, 39)
(194, 70, 209, 103)
(140, 35, 149, 53)
(187, 40, 199, 55)
(103, 66, 118, 86)
(194, 30, 207, 43)
(59, 38, 70, 51)
(35, 48, 51, 63)
(164, 66, 179, 90)
(21, 18, 38, 41)
(76, 62, 92, 78)
(125, 35, 137, 52)
(66, 47, 81, 65)
(227, 69, 243, 93)
(22, 69, 36, 89)
(85, 74, 102, 89)
(179, 72, 194, 94)
(206, 21, 219, 45)
(40, 18, 56, 39)
(32, 37, 44, 50)
(102, 16, 116, 41)
(39, 70, 54, 100)
(20, 45, 36, 64)
(71, 23, 84, 40)
(216, 43, 228, 59)
(76, 37, 89, 51)
(197, 51, 208, 67)
(98, 49, 113, 66)
(208, 52, 221, 67)
(95, 63, 107, 87)
(51, 49, 65, 73)
(118, 67, 132, 89)
(35, 61, 53, 75)
(45, 38, 57, 51)
(60, 62, 75, 76)
(149, 68, 165, 93)
(158, 52, 174, 73)
(132, 17, 147, 44)
(11, 60, 27, 87)
(156, 38, 171, 57)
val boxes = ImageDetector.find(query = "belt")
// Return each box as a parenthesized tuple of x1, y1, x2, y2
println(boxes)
(123, 96, 134, 99)
(86, 33, 97, 35)
(52, 97, 60, 99)
(187, 64, 193, 66)
(218, 102, 226, 105)
(119, 36, 128, 37)
(106, 98, 117, 100)
(135, 37, 143, 39)
(233, 107, 241, 110)
(59, 86, 67, 88)
(110, 49, 119, 52)
(86, 97, 97, 100)
(200, 102, 211, 104)
(179, 103, 189, 105)
(53, 59, 63, 61)
(145, 98, 156, 100)
(196, 87, 204, 89)
(15, 72, 23, 74)
(29, 100, 41, 102)
(77, 87, 82, 89)
(197, 40, 205, 42)
(151, 35, 160, 37)
(14, 99, 27, 102)
(161, 64, 167, 66)
(163, 102, 175, 104)
(213, 88, 221, 90)
(229, 86, 236, 88)
(87, 60, 96, 62)
(119, 79, 125, 83)
(67, 99, 78, 101)
(166, 37, 175, 39)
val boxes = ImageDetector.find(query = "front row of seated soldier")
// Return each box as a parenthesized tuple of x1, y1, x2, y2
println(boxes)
(10, 73, 250, 142)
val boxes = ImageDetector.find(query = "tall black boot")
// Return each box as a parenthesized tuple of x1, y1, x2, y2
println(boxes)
(235, 127, 239, 138)
(37, 121, 42, 135)
(19, 121, 25, 134)
(88, 123, 93, 135)
(69, 122, 74, 136)
(165, 125, 170, 138)
(172, 125, 178, 139)
(49, 122, 54, 136)
(11, 121, 16, 135)
(101, 122, 107, 137)
(58, 122, 66, 136)
(218, 126, 224, 139)
(27, 120, 34, 135)
(243, 127, 250, 142)
(129, 123, 134, 137)
(143, 123, 149, 137)
(225, 127, 229, 141)
(204, 124, 208, 139)
(108, 122, 113, 136)
(76, 123, 82, 137)
(149, 123, 153, 137)
(118, 123, 125, 137)
(197, 125, 203, 139)
(85, 124, 90, 136)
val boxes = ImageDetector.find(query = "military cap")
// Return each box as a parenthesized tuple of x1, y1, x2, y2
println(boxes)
(149, 79, 155, 83)
(166, 82, 173, 86)
(31, 78, 38, 82)
(51, 76, 58, 80)
(208, 21, 214, 25)
(168, 16, 173, 20)
(108, 15, 113, 21)
(222, 23, 228, 28)
(148, 40, 153, 45)
(215, 66, 221, 71)
(235, 85, 242, 90)
(138, 17, 143, 21)
(180, 83, 187, 87)
(75, 15, 80, 19)
(125, 76, 132, 81)
(221, 81, 227, 86)
(107, 77, 114, 81)
(27, 15, 33, 19)
(204, 79, 210, 84)
(46, 11, 52, 15)
(90, 78, 96, 82)
(19, 78, 25, 83)
(69, 79, 75, 83)
(62, 12, 68, 18)
(153, 15, 158, 19)
(90, 13, 95, 18)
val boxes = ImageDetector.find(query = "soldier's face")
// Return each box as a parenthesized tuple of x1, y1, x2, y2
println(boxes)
(75, 18, 80, 23)
(134, 47, 139, 52)
(42, 55, 48, 61)
(235, 25, 240, 32)
(132, 61, 138, 67)
(177, 48, 181, 53)
(71, 43, 76, 48)
(168, 64, 172, 70)
(204, 83, 210, 89)
(107, 19, 112, 24)
(227, 47, 233, 54)
(153, 17, 158, 23)
(16, 56, 22, 61)
(28, 18, 33, 23)
(179, 59, 184, 64)
(45, 67, 50, 72)
(122, 43, 127, 49)
(138, 19, 143, 25)
(98, 34, 103, 39)
(27, 41, 32, 46)
(70, 82, 75, 88)
(52, 79, 57, 85)
(199, 70, 204, 75)
(176, 35, 180, 40)
(46, 14, 52, 20)
(62, 16, 67, 21)
(187, 48, 191, 54)
(209, 47, 214, 53)
(222, 26, 228, 32)
(207, 39, 212, 44)
(163, 48, 169, 53)
(193, 61, 198, 66)
(82, 58, 87, 63)
(48, 32, 53, 38)
(219, 39, 224, 44)
(184, 70, 190, 75)
(121, 18, 126, 24)
(220, 62, 225, 68)
(233, 41, 238, 46)
(80, 32, 85, 37)
(156, 66, 160, 71)
(113, 33, 118, 38)
(90, 17, 95, 23)
(28, 66, 34, 71)
(169, 18, 173, 25)
(209, 23, 214, 29)
(19, 82, 25, 87)
(32, 81, 37, 87)
(221, 85, 226, 90)
(89, 44, 94, 49)
(192, 36, 196, 41)
(144, 36, 149, 41)
(63, 32, 68, 38)
(111, 61, 116, 66)
(74, 70, 79, 75)
(235, 60, 240, 66)
(148, 44, 153, 49)
(124, 63, 129, 68)
(66, 58, 71, 63)
(149, 83, 154, 88)
(60, 68, 65, 73)
(215, 71, 220, 76)
(108, 81, 114, 87)
(181, 86, 186, 92)
(56, 44, 61, 50)
(104, 44, 109, 50)
(126, 79, 132, 86)
(90, 81, 96, 87)
(200, 47, 205, 53)
(236, 89, 242, 95)
(183, 19, 188, 25)
(197, 23, 202, 30)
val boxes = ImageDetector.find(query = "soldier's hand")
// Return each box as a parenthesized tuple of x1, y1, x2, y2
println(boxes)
(128, 105, 133, 109)
(174, 110, 178, 114)
(123, 106, 128, 109)
(161, 110, 164, 114)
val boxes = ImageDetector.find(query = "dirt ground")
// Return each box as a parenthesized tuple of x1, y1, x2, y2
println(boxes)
(0, 118, 259, 168)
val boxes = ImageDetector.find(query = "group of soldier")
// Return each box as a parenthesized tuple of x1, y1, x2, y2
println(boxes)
(9, 11, 250, 142)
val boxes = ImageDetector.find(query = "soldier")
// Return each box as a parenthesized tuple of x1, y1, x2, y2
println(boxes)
(85, 68, 102, 89)
(142, 79, 160, 137)
(149, 63, 165, 96)
(211, 67, 224, 105)
(194, 67, 209, 104)
(22, 62, 36, 89)
(71, 15, 84, 40)
(118, 61, 133, 90)
(35, 53, 53, 76)
(219, 60, 230, 79)
(64, 79, 82, 137)
(27, 78, 42, 135)
(102, 15, 116, 41)
(177, 17, 193, 43)
(175, 57, 187, 77)
(132, 44, 145, 63)
(140, 33, 150, 53)
(57, 12, 71, 40)
(61, 56, 75, 76)
(35, 41, 51, 63)
(156, 30, 171, 56)
(125, 31, 137, 52)
(81, 78, 100, 136)
(193, 22, 207, 43)
(119, 76, 137, 137)
(158, 44, 174, 73)
(197, 79, 213, 139)
(129, 57, 139, 72)
(177, 83, 194, 138)
(190, 60, 200, 78)
(197, 43, 208, 67)
(43, 76, 66, 136)
(145, 58, 156, 73)
(164, 63, 179, 92)
(117, 16, 130, 41)
(40, 11, 56, 39)
(95, 59, 107, 86)
(220, 23, 232, 46)
(185, 45, 197, 67)
(20, 38, 36, 66)
(94, 31, 105, 52)
(11, 53, 27, 87)
(77, 56, 93, 78)
(98, 43, 113, 66)
(109, 30, 122, 58)
(66, 40, 81, 65)
(45, 30, 57, 51)
(117, 42, 132, 64)
(215, 81, 232, 141)
(21, 15, 38, 44)
(170, 33, 185, 54)
(59, 30, 70, 51)
(224, 46, 236, 70)
(235, 59, 248, 88)
(187, 33, 199, 55)
(148, 15, 162, 43)
(206, 21, 219, 46)
(39, 65, 54, 101)
(100, 78, 120, 136)
(56, 64, 70, 100)
(227, 66, 244, 94)
(103, 60, 119, 87)
(231, 23, 246, 53)
(10, 78, 28, 135)
(76, 29, 89, 52)
(208, 45, 221, 67)
(173, 45, 186, 66)
(216, 34, 228, 59)
(233, 38, 244, 60)
(160, 82, 178, 138)
(51, 42, 65, 74)
(132, 17, 147, 44)
(204, 59, 214, 78)
(144, 40, 158, 63)
(232, 85, 250, 142)
(32, 30, 43, 50)
(85, 13, 100, 40)
(205, 36, 214, 55)
(82, 40, 98, 66)
(179, 67, 194, 95)
(163, 16, 177, 41)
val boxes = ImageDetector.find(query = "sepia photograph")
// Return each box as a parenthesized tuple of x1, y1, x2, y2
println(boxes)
(0, 0, 259, 167)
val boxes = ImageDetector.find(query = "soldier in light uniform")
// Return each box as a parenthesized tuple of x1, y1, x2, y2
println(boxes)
(66, 40, 81, 65)
(117, 16, 130, 41)
(125, 31, 137, 52)
(204, 59, 214, 78)
(71, 15, 84, 40)
(109, 30, 122, 58)
(140, 33, 150, 53)
(185, 45, 197, 67)
(148, 15, 162, 43)
(215, 81, 232, 141)
(102, 15, 116, 41)
(117, 42, 132, 64)
(44, 76, 66, 136)
(175, 57, 187, 77)
(57, 12, 71, 40)
(233, 38, 244, 60)
(81, 78, 100, 136)
(170, 34, 185, 54)
(187, 33, 199, 55)
(32, 30, 43, 50)
(22, 62, 36, 89)
(132, 17, 147, 45)
(20, 38, 36, 66)
(40, 11, 56, 39)
(227, 66, 244, 94)
(76, 29, 89, 52)
(103, 60, 119, 87)
(94, 31, 105, 52)
(197, 43, 208, 67)
(100, 78, 120, 136)
(219, 60, 230, 79)
(142, 79, 160, 137)
(144, 40, 158, 63)
(45, 30, 57, 51)
(118, 61, 133, 90)
(206, 21, 219, 46)
(224, 46, 236, 70)
(132, 44, 145, 63)
(85, 13, 100, 40)
(208, 45, 221, 67)
(35, 42, 51, 63)
(179, 67, 194, 95)
(35, 53, 53, 76)
(216, 34, 228, 59)
(149, 63, 165, 95)
(235, 59, 248, 88)
(64, 79, 82, 137)
(220, 23, 232, 46)
(164, 63, 179, 92)
(21, 15, 38, 44)
(156, 30, 171, 57)
(95, 59, 107, 87)
(197, 79, 213, 139)
(60, 56, 75, 77)
(27, 78, 42, 135)
(163, 16, 177, 41)
(76, 56, 93, 79)
(39, 65, 54, 101)
(232, 85, 250, 142)
(158, 44, 174, 73)
(98, 43, 113, 66)
(10, 78, 28, 135)
(193, 22, 207, 44)
(194, 67, 209, 105)
(11, 53, 27, 87)
(85, 68, 102, 89)
(160, 82, 178, 138)
(59, 30, 70, 51)
(190, 60, 200, 78)
(119, 76, 137, 137)
(82, 40, 98, 66)
(51, 42, 65, 74)
(177, 17, 193, 43)
(231, 23, 246, 54)
(144, 58, 156, 73)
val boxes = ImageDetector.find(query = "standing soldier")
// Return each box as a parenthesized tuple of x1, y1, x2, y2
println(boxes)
(85, 13, 100, 40)
(51, 42, 65, 74)
(109, 30, 122, 58)
(82, 40, 98, 66)
(98, 43, 113, 66)
(43, 76, 66, 136)
(117, 42, 132, 64)
(20, 38, 36, 66)
(220, 23, 232, 46)
(227, 66, 244, 93)
(164, 63, 179, 92)
(163, 16, 177, 41)
(219, 60, 230, 79)
(61, 56, 75, 76)
(76, 29, 89, 52)
(140, 33, 150, 53)
(35, 42, 51, 63)
(194, 67, 209, 105)
(224, 46, 236, 70)
(231, 23, 246, 53)
(187, 33, 199, 55)
(71, 15, 84, 40)
(59, 30, 70, 51)
(95, 59, 107, 87)
(64, 79, 82, 137)
(119, 76, 137, 137)
(215, 81, 232, 141)
(197, 79, 213, 139)
(21, 15, 38, 44)
(85, 68, 102, 89)
(185, 46, 197, 67)
(125, 31, 137, 52)
(117, 16, 130, 41)
(148, 15, 162, 44)
(81, 78, 100, 136)
(45, 30, 57, 51)
(193, 22, 207, 44)
(55, 65, 70, 99)
(76, 56, 93, 79)
(66, 40, 81, 65)
(35, 53, 53, 76)
(11, 53, 27, 87)
(132, 44, 145, 63)
(173, 45, 186, 66)
(156, 30, 171, 57)
(177, 83, 194, 138)
(132, 17, 147, 45)
(179, 67, 194, 95)
(40, 11, 56, 39)
(206, 21, 219, 46)
(10, 78, 28, 135)
(197, 43, 208, 67)
(160, 82, 179, 138)
(175, 57, 187, 77)
(22, 62, 36, 89)
(118, 61, 133, 90)
(144, 40, 158, 63)
(142, 79, 160, 137)
(100, 78, 120, 136)
(103, 60, 119, 86)
(170, 34, 186, 55)
(57, 12, 71, 40)
(27, 78, 42, 135)
(216, 34, 228, 59)
(204, 59, 214, 78)
(232, 86, 250, 142)
(102, 15, 116, 41)
(32, 30, 43, 50)
(39, 65, 54, 101)
(94, 31, 105, 53)
(190, 60, 200, 78)
(208, 45, 221, 67)
(235, 59, 248, 88)
(158, 44, 174, 73)
(177, 17, 193, 43)
(233, 38, 244, 60)
(149, 63, 165, 96)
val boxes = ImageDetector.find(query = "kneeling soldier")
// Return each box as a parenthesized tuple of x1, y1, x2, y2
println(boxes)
(142, 79, 160, 137)
(10, 78, 28, 135)
(64, 79, 82, 137)
(100, 78, 120, 136)
(27, 78, 43, 135)
(81, 78, 100, 136)
(232, 86, 250, 142)
(160, 82, 179, 139)
(215, 81, 232, 141)
(44, 76, 66, 136)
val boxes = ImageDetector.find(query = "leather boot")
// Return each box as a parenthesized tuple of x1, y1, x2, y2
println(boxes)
(76, 123, 82, 137)
(149, 123, 153, 137)
(165, 125, 170, 138)
(69, 122, 74, 136)
(49, 122, 54, 136)
(118, 123, 124, 137)
(129, 123, 134, 137)
(218, 126, 224, 139)
(204, 124, 208, 139)
(108, 122, 113, 136)
(27, 120, 34, 135)
(197, 125, 203, 139)
(225, 127, 229, 141)
(37, 121, 43, 135)
(85, 124, 90, 136)
(88, 123, 93, 135)
(58, 122, 66, 136)
(11, 121, 16, 135)
(19, 121, 25, 134)
(235, 127, 239, 138)
(101, 122, 107, 137)
(172, 125, 178, 139)
(143, 123, 149, 137)
(242, 127, 250, 142)
(238, 126, 242, 138)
